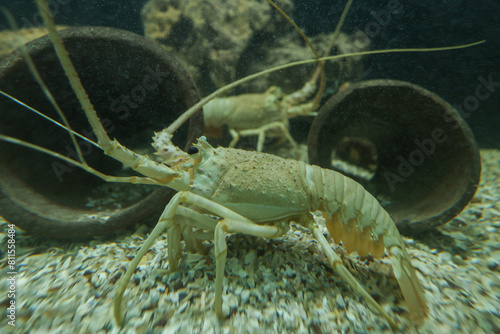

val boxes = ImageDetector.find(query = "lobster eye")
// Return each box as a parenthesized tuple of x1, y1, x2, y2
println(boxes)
(187, 146, 199, 155)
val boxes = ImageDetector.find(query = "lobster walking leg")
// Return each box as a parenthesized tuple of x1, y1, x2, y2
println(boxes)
(113, 192, 218, 325)
(386, 244, 428, 320)
(237, 121, 298, 154)
(214, 218, 284, 317)
(114, 191, 286, 325)
(113, 192, 185, 326)
(308, 217, 397, 329)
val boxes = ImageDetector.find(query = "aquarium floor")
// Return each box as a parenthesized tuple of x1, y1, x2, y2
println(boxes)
(1, 149, 498, 333)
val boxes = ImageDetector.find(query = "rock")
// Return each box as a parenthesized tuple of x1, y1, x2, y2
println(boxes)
(141, 0, 367, 95)
(142, 0, 294, 93)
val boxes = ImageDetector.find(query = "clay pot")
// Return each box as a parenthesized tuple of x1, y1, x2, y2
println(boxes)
(0, 27, 203, 239)
(308, 80, 481, 230)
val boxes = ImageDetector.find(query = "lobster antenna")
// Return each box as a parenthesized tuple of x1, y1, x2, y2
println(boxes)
(0, 6, 87, 165)
(0, 90, 99, 148)
(333, 0, 354, 39)
(0, 133, 161, 186)
(165, 40, 485, 134)
(266, 0, 326, 110)
(310, 0, 355, 84)
(25, 1, 484, 148)
(34, 0, 112, 149)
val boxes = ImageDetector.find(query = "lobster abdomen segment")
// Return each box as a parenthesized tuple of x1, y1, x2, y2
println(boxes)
(306, 165, 397, 251)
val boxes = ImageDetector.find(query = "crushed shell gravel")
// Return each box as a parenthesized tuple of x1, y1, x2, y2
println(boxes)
(0, 149, 498, 333)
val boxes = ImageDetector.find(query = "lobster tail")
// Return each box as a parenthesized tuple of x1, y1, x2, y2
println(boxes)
(308, 166, 428, 321)
(387, 245, 428, 320)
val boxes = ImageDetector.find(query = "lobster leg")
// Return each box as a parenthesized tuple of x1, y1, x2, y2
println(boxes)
(176, 206, 218, 254)
(325, 210, 428, 322)
(114, 193, 218, 326)
(236, 121, 298, 154)
(114, 191, 285, 325)
(214, 218, 288, 317)
(228, 129, 241, 148)
(307, 217, 397, 330)
(386, 245, 428, 321)
(114, 192, 183, 326)
(175, 193, 286, 318)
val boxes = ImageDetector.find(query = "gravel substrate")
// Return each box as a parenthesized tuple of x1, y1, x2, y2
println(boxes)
(1, 149, 498, 333)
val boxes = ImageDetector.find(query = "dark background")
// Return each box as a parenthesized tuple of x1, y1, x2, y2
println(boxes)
(295, 0, 499, 148)
(2, 0, 498, 148)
